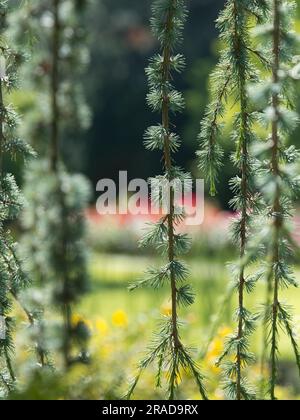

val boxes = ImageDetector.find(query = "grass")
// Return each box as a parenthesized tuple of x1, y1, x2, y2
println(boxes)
(12, 252, 299, 399)
(81, 252, 300, 361)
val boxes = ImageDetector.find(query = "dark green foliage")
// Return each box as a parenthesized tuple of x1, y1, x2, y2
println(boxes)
(9, 0, 91, 163)
(127, 0, 207, 400)
(0, 0, 35, 395)
(22, 160, 91, 368)
(16, 0, 92, 370)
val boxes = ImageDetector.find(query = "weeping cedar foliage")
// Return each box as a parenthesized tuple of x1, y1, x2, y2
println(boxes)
(0, 0, 35, 395)
(126, 0, 207, 401)
(198, 0, 300, 400)
(198, 0, 269, 400)
(248, 0, 300, 400)
(11, 0, 92, 370)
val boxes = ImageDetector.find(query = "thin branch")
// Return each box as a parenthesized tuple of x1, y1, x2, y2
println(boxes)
(270, 0, 281, 401)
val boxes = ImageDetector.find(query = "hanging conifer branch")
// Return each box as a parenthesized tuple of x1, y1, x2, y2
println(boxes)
(246, 0, 300, 400)
(12, 0, 92, 372)
(231, 1, 255, 400)
(162, 0, 180, 354)
(251, 0, 300, 400)
(127, 0, 207, 400)
(0, 0, 35, 392)
(43, 0, 91, 369)
(269, 0, 282, 400)
(196, 58, 229, 196)
(198, 0, 269, 197)
(48, 0, 73, 369)
(198, 0, 268, 400)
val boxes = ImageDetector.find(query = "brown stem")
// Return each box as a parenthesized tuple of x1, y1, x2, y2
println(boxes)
(233, 0, 249, 400)
(161, 4, 180, 355)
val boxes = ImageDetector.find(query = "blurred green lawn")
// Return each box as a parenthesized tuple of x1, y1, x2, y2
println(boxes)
(80, 253, 300, 362)
(12, 252, 300, 400)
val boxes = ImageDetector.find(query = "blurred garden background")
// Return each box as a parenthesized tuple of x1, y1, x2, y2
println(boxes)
(4, 0, 300, 400)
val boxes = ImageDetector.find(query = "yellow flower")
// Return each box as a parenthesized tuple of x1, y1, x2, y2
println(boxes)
(207, 337, 223, 360)
(205, 326, 233, 374)
(71, 313, 83, 327)
(112, 310, 128, 328)
(161, 302, 172, 317)
(95, 318, 109, 336)
(218, 326, 232, 338)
